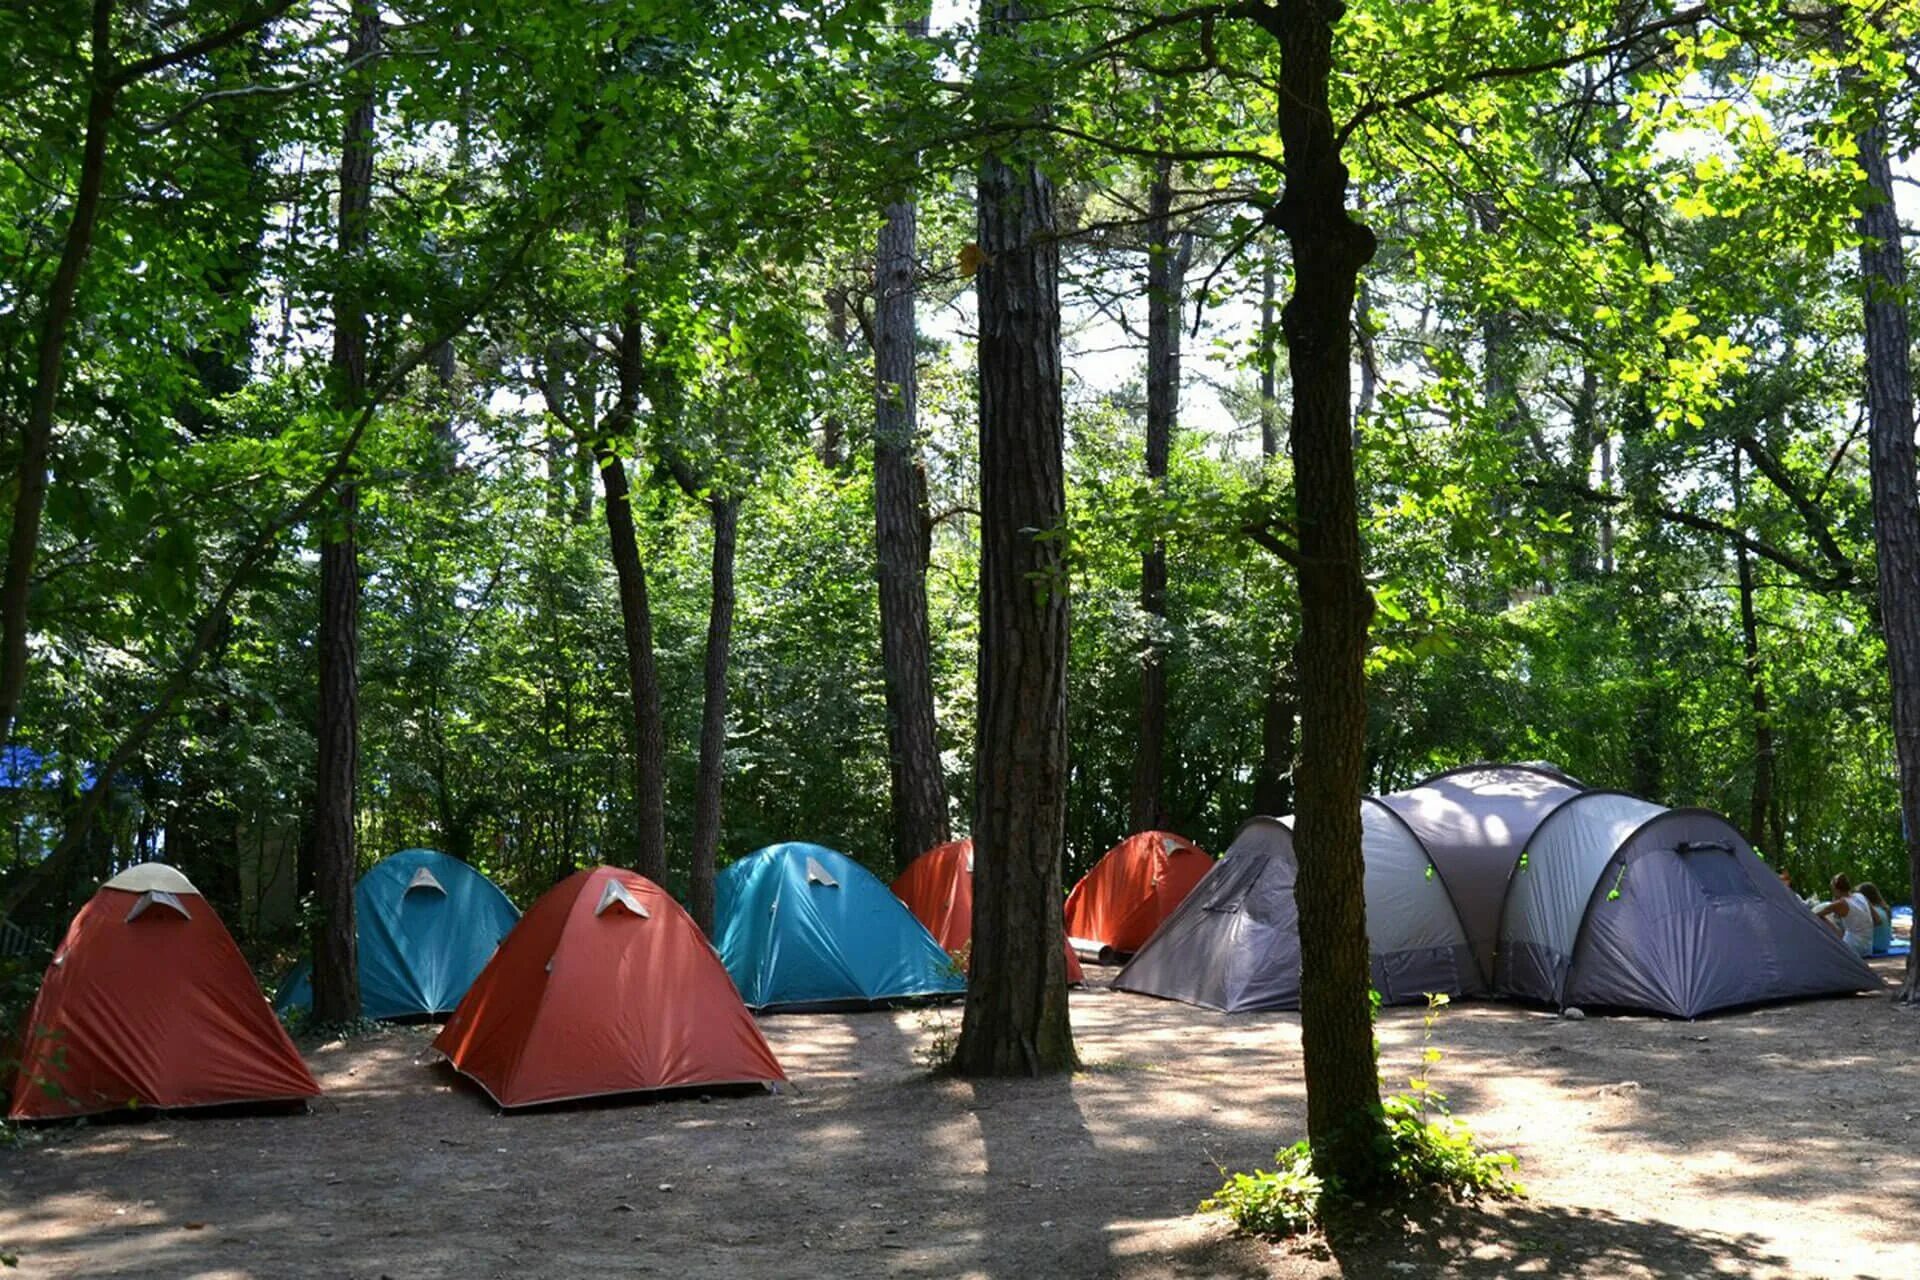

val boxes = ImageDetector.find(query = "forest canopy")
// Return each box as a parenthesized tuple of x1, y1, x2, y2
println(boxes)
(0, 0, 1915, 965)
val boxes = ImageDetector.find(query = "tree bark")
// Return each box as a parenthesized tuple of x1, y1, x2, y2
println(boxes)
(688, 495, 738, 936)
(873, 122, 950, 868)
(0, 0, 117, 751)
(312, 0, 379, 1025)
(1253, 0, 1386, 1187)
(1731, 450, 1775, 851)
(1130, 154, 1189, 833)
(952, 0, 1075, 1078)
(1853, 100, 1920, 1003)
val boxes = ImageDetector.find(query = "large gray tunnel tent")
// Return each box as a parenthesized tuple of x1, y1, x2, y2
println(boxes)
(1115, 764, 1879, 1018)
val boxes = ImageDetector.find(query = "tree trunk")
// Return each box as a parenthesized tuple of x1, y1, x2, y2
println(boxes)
(1254, 0, 1386, 1187)
(596, 448, 668, 886)
(873, 133, 950, 869)
(0, 1, 116, 751)
(1130, 154, 1188, 833)
(822, 286, 850, 470)
(1253, 234, 1297, 818)
(688, 495, 738, 937)
(952, 0, 1075, 1078)
(1253, 659, 1296, 817)
(312, 0, 379, 1025)
(588, 201, 670, 887)
(1731, 451, 1775, 851)
(1854, 102, 1920, 1003)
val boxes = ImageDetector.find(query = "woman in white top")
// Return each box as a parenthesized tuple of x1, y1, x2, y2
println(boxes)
(1814, 874, 1875, 957)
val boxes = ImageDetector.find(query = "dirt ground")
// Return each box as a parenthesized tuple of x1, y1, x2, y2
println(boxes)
(2, 957, 1915, 1279)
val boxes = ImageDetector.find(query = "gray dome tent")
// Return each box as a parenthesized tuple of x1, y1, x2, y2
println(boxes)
(1115, 764, 1878, 1018)
(1497, 793, 1878, 1017)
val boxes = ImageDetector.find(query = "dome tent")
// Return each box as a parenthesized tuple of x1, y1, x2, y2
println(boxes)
(1498, 793, 1878, 1017)
(1063, 830, 1211, 961)
(277, 848, 520, 1021)
(11, 864, 320, 1120)
(889, 838, 1084, 984)
(1113, 800, 1481, 1011)
(1117, 764, 1879, 1018)
(433, 866, 784, 1108)
(717, 842, 965, 1010)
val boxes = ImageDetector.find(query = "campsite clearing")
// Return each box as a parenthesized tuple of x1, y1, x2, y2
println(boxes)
(1, 960, 1913, 1279)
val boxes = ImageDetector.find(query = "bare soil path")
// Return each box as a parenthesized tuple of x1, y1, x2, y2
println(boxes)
(3, 958, 1914, 1278)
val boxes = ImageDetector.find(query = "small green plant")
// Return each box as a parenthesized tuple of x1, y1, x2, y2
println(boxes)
(913, 946, 969, 1074)
(1199, 1142, 1324, 1237)
(1202, 992, 1520, 1239)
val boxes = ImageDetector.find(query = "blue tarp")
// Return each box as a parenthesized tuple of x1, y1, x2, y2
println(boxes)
(716, 842, 964, 1010)
(277, 849, 520, 1021)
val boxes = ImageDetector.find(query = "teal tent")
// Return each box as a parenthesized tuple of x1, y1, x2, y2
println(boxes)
(277, 849, 519, 1021)
(716, 843, 964, 1010)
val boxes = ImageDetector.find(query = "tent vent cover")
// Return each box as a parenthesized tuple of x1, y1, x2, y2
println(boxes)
(805, 857, 840, 888)
(595, 879, 650, 919)
(125, 890, 190, 923)
(406, 867, 447, 895)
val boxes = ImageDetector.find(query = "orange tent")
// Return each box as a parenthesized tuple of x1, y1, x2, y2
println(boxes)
(9, 864, 320, 1121)
(433, 866, 784, 1108)
(1064, 831, 1212, 960)
(890, 839, 1083, 984)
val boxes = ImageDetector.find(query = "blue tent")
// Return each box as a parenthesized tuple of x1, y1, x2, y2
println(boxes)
(277, 849, 519, 1021)
(716, 842, 964, 1010)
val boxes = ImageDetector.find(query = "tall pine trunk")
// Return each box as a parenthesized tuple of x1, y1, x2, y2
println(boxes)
(873, 97, 950, 868)
(952, 0, 1075, 1078)
(596, 443, 668, 886)
(594, 204, 669, 886)
(1731, 450, 1775, 850)
(1252, 236, 1296, 818)
(312, 0, 379, 1024)
(1854, 100, 1920, 1003)
(1254, 0, 1385, 1186)
(688, 495, 739, 936)
(1130, 154, 1188, 833)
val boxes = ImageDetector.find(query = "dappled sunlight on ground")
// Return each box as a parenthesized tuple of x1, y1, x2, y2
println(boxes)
(1, 957, 1915, 1276)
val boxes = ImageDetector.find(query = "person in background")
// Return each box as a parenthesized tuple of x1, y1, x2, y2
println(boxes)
(1856, 882, 1894, 956)
(1814, 874, 1875, 957)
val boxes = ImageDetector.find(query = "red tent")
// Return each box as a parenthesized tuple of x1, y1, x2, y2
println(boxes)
(890, 839, 1084, 983)
(1064, 831, 1212, 960)
(433, 866, 784, 1108)
(9, 864, 320, 1121)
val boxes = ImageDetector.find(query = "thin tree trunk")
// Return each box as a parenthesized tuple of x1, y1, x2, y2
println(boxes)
(1130, 153, 1188, 833)
(873, 113, 950, 868)
(0, 0, 116, 751)
(1854, 99, 1920, 1003)
(822, 286, 850, 469)
(589, 202, 670, 887)
(953, 0, 1075, 1078)
(688, 495, 738, 937)
(596, 448, 668, 886)
(312, 0, 379, 1025)
(1253, 660, 1296, 817)
(1732, 450, 1775, 850)
(1254, 0, 1385, 1187)
(1253, 234, 1297, 818)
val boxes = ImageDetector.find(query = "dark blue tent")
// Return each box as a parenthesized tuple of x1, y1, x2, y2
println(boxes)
(715, 842, 963, 1010)
(277, 849, 519, 1021)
